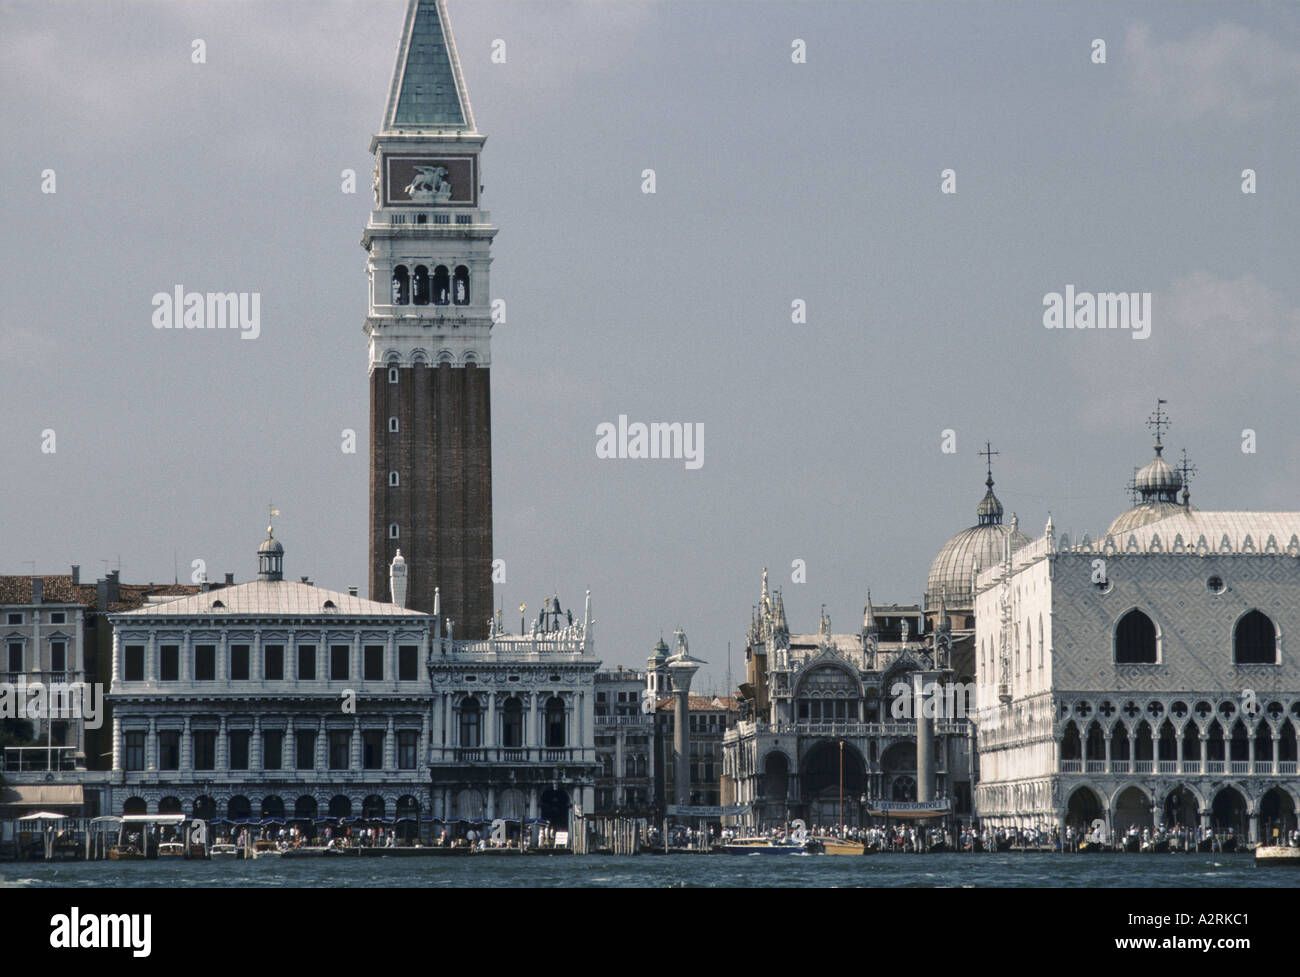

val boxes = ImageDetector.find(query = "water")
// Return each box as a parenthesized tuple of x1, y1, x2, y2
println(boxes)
(0, 851, 1285, 887)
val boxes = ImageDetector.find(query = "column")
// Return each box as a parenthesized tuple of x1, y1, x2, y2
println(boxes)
(528, 692, 539, 755)
(316, 718, 327, 771)
(1273, 732, 1281, 775)
(286, 725, 296, 774)
(914, 673, 935, 802)
(217, 717, 228, 771)
(182, 717, 193, 772)
(385, 716, 396, 771)
(112, 716, 121, 771)
(420, 711, 430, 768)
(386, 633, 396, 690)
(147, 717, 157, 771)
(180, 629, 192, 683)
(487, 693, 497, 751)
(252, 631, 262, 682)
(1104, 729, 1113, 773)
(251, 716, 262, 770)
(1248, 733, 1256, 772)
(351, 634, 361, 688)
(146, 633, 157, 686)
(351, 717, 361, 770)
(1176, 730, 1184, 772)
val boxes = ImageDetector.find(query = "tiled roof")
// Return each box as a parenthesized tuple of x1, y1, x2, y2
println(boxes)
(0, 575, 200, 612)
(112, 580, 427, 618)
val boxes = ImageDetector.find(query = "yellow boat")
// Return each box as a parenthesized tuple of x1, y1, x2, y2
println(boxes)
(816, 837, 867, 856)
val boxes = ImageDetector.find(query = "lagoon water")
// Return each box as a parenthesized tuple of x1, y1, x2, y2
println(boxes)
(0, 851, 1286, 888)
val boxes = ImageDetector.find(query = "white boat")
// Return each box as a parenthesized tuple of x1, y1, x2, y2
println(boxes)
(251, 840, 283, 859)
(1255, 845, 1300, 865)
(210, 843, 241, 860)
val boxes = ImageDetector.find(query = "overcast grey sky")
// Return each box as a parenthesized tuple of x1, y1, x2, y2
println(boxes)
(3, 1, 1298, 690)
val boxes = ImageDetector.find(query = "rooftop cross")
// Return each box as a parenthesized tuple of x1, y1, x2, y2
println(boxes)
(1146, 399, 1170, 453)
(979, 441, 999, 484)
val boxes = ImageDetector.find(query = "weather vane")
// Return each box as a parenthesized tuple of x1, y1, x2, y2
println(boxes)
(1146, 399, 1169, 451)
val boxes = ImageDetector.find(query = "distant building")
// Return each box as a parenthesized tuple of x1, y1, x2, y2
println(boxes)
(104, 531, 433, 825)
(0, 568, 200, 817)
(427, 593, 600, 828)
(724, 571, 975, 830)
(593, 668, 654, 815)
(973, 406, 1300, 844)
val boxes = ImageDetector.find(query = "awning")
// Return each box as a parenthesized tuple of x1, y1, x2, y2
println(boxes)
(0, 784, 84, 808)
(17, 810, 70, 821)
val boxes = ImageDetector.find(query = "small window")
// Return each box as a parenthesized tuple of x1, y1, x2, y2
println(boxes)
(389, 471, 400, 487)
(124, 645, 144, 681)
(331, 645, 349, 681)
(50, 640, 66, 673)
(264, 644, 284, 680)
(364, 645, 384, 681)
(388, 367, 399, 384)
(230, 644, 250, 681)
(228, 730, 251, 770)
(389, 523, 400, 539)
(399, 645, 418, 681)
(298, 645, 317, 680)
(1207, 576, 1226, 595)
(7, 612, 23, 626)
(160, 645, 179, 681)
(50, 611, 66, 624)
(194, 644, 216, 681)
(388, 416, 399, 433)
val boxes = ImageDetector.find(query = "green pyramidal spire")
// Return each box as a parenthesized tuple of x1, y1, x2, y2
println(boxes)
(383, 0, 475, 132)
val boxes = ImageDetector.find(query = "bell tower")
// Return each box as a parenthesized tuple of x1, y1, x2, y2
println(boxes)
(365, 0, 495, 636)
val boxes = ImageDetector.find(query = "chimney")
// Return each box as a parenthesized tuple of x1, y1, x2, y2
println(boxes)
(200, 580, 210, 593)
(32, 578, 43, 604)
(348, 586, 358, 597)
(300, 576, 311, 585)
(71, 565, 80, 585)
(106, 570, 120, 603)
(224, 573, 235, 586)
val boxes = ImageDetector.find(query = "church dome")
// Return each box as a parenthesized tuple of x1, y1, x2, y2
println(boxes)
(1106, 402, 1193, 537)
(927, 469, 1030, 608)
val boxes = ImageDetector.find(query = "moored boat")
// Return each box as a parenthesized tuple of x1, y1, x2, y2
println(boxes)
(251, 839, 283, 859)
(720, 836, 818, 854)
(1255, 845, 1300, 865)
(157, 842, 185, 860)
(210, 842, 241, 860)
(816, 837, 867, 855)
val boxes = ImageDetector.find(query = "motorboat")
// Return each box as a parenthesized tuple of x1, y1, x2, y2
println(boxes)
(1255, 845, 1300, 865)
(251, 839, 283, 859)
(719, 835, 819, 854)
(157, 842, 185, 860)
(210, 842, 241, 860)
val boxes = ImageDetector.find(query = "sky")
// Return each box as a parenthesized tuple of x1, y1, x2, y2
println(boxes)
(2, 1, 1299, 693)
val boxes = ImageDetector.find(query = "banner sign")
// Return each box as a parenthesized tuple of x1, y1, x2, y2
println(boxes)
(666, 804, 750, 817)
(868, 800, 951, 815)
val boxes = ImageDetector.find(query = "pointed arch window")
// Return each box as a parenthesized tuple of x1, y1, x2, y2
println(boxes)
(1234, 610, 1277, 664)
(1115, 609, 1157, 664)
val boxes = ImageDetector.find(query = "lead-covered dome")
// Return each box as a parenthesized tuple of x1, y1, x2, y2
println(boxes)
(927, 472, 1030, 607)
(1106, 404, 1192, 536)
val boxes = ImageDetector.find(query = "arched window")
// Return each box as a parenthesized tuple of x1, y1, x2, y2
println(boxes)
(796, 665, 858, 722)
(459, 698, 481, 747)
(388, 523, 399, 539)
(1115, 609, 1157, 664)
(501, 697, 523, 748)
(388, 416, 399, 433)
(412, 265, 429, 305)
(387, 366, 399, 384)
(391, 265, 409, 305)
(433, 265, 450, 305)
(453, 265, 470, 305)
(1234, 610, 1277, 664)
(545, 696, 566, 748)
(388, 471, 399, 487)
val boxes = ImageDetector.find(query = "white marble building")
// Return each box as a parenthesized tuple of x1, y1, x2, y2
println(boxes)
(972, 410, 1300, 843)
(426, 594, 599, 828)
(106, 531, 433, 825)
